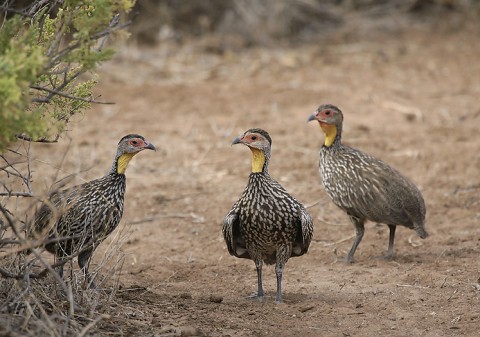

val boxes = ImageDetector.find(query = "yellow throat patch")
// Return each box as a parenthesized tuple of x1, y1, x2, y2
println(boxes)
(320, 123, 337, 147)
(117, 153, 137, 174)
(250, 148, 266, 173)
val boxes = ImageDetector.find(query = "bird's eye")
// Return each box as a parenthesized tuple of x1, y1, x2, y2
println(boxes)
(251, 135, 257, 140)
(325, 110, 331, 116)
(131, 140, 138, 145)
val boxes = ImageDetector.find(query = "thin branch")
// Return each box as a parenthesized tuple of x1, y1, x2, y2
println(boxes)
(0, 239, 18, 245)
(0, 240, 94, 280)
(98, 13, 120, 51)
(396, 284, 431, 289)
(0, 192, 34, 197)
(321, 234, 356, 247)
(30, 85, 115, 104)
(39, 19, 130, 104)
(1, 167, 25, 179)
(45, 65, 71, 75)
(15, 133, 60, 143)
(48, 20, 131, 69)
(0, 153, 28, 178)
(28, 0, 50, 17)
(1, 242, 87, 280)
(29, 248, 73, 306)
(78, 315, 108, 337)
(0, 203, 23, 240)
(24, 142, 34, 194)
(0, 5, 34, 17)
(42, 65, 86, 103)
(45, 12, 67, 58)
(6, 148, 24, 156)
(0, 266, 28, 279)
(0, 234, 84, 256)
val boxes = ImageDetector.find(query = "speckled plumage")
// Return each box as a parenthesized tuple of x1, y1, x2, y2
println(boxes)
(223, 128, 313, 303)
(308, 104, 427, 262)
(33, 134, 155, 284)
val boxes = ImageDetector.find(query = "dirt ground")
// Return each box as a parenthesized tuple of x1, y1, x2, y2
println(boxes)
(28, 28, 480, 336)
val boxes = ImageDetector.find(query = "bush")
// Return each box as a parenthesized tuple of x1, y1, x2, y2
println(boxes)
(0, 0, 134, 151)
(0, 1, 134, 335)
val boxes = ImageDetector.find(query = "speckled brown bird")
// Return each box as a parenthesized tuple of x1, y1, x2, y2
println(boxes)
(33, 134, 155, 284)
(308, 104, 427, 263)
(222, 128, 313, 303)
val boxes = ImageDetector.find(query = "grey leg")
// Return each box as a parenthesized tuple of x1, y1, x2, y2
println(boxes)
(78, 249, 95, 288)
(54, 249, 67, 280)
(248, 259, 264, 299)
(275, 262, 284, 304)
(57, 262, 65, 279)
(386, 224, 396, 258)
(346, 217, 365, 263)
(255, 258, 264, 297)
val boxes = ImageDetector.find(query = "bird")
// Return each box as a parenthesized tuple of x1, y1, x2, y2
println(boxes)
(32, 134, 156, 285)
(222, 128, 313, 303)
(307, 104, 427, 263)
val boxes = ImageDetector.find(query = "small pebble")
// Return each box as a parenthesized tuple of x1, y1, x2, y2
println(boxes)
(180, 326, 203, 336)
(209, 294, 223, 303)
(179, 292, 192, 299)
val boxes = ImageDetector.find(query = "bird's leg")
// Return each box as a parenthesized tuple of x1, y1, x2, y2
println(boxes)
(56, 262, 65, 279)
(275, 246, 291, 304)
(255, 259, 264, 297)
(275, 262, 284, 304)
(385, 224, 396, 259)
(372, 224, 397, 261)
(346, 217, 365, 263)
(78, 249, 95, 289)
(248, 259, 264, 299)
(54, 249, 67, 280)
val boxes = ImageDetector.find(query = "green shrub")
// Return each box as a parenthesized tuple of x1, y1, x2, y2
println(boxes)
(0, 0, 134, 151)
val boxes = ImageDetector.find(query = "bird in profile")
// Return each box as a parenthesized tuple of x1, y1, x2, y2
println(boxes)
(32, 134, 156, 285)
(308, 104, 427, 263)
(223, 128, 313, 303)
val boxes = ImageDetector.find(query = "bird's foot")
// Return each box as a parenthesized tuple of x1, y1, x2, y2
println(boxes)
(339, 256, 355, 264)
(372, 251, 394, 261)
(85, 274, 97, 289)
(246, 292, 265, 301)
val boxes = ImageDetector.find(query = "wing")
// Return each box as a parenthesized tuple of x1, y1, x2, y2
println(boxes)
(352, 163, 420, 225)
(32, 190, 69, 238)
(292, 205, 314, 257)
(266, 177, 314, 257)
(222, 202, 250, 259)
(327, 148, 421, 226)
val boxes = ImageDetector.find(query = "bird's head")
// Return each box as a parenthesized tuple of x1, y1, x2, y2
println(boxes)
(232, 128, 272, 173)
(115, 134, 156, 174)
(307, 104, 343, 147)
(118, 134, 156, 153)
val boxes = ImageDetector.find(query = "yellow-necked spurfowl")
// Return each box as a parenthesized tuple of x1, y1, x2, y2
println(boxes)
(308, 104, 427, 263)
(33, 134, 155, 284)
(223, 128, 313, 303)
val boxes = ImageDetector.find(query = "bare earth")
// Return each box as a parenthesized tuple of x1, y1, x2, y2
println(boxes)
(30, 30, 480, 336)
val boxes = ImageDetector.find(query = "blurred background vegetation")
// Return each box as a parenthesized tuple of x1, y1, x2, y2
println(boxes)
(130, 0, 480, 48)
(1, 0, 479, 150)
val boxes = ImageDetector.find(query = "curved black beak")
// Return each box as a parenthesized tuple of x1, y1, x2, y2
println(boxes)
(307, 113, 317, 123)
(145, 142, 156, 151)
(231, 136, 242, 146)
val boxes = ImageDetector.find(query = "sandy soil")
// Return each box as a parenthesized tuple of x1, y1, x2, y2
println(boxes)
(28, 29, 480, 336)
